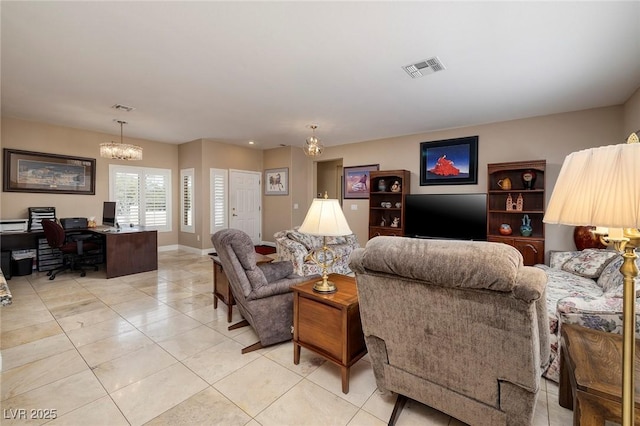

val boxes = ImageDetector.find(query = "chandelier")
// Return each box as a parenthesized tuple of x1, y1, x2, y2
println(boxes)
(100, 120, 143, 161)
(303, 125, 324, 157)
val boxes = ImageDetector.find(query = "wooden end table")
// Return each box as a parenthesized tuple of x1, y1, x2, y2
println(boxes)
(211, 252, 273, 322)
(559, 323, 640, 425)
(292, 274, 367, 394)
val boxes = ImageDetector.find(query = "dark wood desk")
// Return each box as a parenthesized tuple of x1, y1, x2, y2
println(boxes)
(1, 227, 157, 279)
(93, 228, 157, 278)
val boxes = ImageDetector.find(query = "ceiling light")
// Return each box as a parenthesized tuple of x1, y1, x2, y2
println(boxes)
(100, 120, 143, 161)
(303, 125, 324, 157)
(249, 140, 255, 145)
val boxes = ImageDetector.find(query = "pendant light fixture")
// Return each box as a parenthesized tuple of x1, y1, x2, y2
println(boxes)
(303, 125, 324, 157)
(100, 120, 143, 161)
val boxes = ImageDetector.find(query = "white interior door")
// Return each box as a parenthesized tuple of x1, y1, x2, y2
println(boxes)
(229, 169, 261, 244)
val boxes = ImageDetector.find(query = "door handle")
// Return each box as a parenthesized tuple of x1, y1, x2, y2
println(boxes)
(232, 214, 238, 217)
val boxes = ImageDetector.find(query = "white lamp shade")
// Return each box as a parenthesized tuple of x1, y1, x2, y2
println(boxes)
(544, 142, 640, 228)
(299, 198, 352, 236)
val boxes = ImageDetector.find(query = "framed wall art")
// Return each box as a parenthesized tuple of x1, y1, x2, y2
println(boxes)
(343, 164, 379, 199)
(419, 136, 478, 186)
(3, 148, 96, 194)
(264, 167, 289, 195)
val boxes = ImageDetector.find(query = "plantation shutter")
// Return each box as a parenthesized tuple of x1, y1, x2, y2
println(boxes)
(210, 168, 228, 235)
(181, 168, 194, 233)
(113, 170, 140, 225)
(109, 165, 172, 232)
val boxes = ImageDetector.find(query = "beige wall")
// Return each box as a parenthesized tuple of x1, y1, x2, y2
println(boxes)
(200, 139, 263, 250)
(624, 87, 640, 136)
(3, 92, 639, 255)
(316, 106, 624, 254)
(0, 117, 180, 247)
(263, 147, 292, 243)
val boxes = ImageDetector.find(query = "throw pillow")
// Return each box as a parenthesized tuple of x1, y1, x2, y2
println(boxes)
(561, 249, 618, 279)
(599, 255, 640, 297)
(326, 236, 347, 245)
(287, 230, 322, 250)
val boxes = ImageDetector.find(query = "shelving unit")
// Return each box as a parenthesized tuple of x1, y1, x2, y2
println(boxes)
(368, 170, 410, 239)
(487, 160, 546, 265)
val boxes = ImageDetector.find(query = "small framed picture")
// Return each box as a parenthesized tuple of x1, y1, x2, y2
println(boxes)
(343, 164, 379, 199)
(264, 168, 289, 195)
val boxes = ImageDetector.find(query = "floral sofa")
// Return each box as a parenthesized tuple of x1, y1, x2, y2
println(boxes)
(274, 227, 359, 276)
(536, 248, 640, 382)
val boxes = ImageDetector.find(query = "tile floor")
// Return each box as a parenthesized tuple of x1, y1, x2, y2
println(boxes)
(0, 250, 575, 425)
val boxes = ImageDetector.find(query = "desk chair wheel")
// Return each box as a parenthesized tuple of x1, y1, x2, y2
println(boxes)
(49, 275, 55, 280)
(46, 271, 53, 276)
(80, 271, 86, 277)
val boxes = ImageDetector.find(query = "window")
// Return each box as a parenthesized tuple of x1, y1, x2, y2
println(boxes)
(109, 165, 172, 232)
(210, 168, 228, 235)
(181, 168, 195, 233)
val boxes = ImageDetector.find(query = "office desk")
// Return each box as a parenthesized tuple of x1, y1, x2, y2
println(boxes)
(0, 227, 157, 279)
(92, 228, 158, 278)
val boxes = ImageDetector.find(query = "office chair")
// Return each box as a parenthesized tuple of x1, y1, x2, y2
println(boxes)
(41, 219, 101, 280)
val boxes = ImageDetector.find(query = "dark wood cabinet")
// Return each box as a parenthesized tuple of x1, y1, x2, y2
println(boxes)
(368, 170, 410, 240)
(487, 160, 546, 265)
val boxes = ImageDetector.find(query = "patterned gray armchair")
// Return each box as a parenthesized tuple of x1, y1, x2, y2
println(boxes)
(350, 236, 550, 426)
(212, 229, 318, 353)
(274, 227, 359, 276)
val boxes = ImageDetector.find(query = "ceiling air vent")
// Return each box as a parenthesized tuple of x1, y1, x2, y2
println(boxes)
(402, 56, 445, 79)
(111, 103, 136, 112)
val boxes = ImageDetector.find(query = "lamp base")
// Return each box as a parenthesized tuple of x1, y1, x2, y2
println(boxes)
(313, 278, 337, 294)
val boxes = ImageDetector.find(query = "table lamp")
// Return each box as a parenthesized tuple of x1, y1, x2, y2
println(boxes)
(299, 192, 352, 293)
(544, 132, 640, 426)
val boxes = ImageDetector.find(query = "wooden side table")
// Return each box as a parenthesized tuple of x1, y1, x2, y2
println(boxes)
(559, 323, 640, 426)
(211, 252, 273, 322)
(292, 274, 367, 394)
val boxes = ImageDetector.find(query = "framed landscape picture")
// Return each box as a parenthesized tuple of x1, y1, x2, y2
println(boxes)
(343, 164, 379, 199)
(420, 136, 478, 186)
(264, 167, 288, 195)
(3, 148, 96, 194)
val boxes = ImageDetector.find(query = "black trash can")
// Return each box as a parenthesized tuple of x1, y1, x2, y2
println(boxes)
(11, 251, 35, 276)
(1, 251, 11, 280)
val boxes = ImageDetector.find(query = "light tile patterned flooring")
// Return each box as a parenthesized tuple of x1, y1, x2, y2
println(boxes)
(0, 250, 575, 425)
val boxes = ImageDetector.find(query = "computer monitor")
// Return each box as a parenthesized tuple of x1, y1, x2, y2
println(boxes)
(102, 201, 117, 227)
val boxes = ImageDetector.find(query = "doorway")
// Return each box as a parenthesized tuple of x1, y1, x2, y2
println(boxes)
(229, 169, 262, 244)
(316, 159, 343, 200)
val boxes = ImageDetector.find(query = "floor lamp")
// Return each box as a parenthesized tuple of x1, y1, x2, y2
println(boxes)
(544, 133, 640, 425)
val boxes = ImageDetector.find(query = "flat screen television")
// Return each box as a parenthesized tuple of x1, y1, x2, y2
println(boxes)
(404, 193, 487, 241)
(102, 201, 117, 227)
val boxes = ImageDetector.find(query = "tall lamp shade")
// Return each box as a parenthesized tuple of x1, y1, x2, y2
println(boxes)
(544, 140, 640, 426)
(299, 196, 352, 293)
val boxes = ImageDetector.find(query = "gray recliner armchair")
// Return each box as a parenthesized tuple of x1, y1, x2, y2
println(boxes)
(349, 236, 550, 426)
(212, 229, 318, 353)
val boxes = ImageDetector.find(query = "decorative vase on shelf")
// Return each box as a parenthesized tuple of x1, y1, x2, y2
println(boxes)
(499, 223, 513, 235)
(520, 214, 533, 237)
(521, 170, 537, 190)
(378, 179, 387, 192)
(506, 193, 514, 211)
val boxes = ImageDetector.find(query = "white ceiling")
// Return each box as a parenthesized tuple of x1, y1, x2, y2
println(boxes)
(2, 1, 639, 150)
